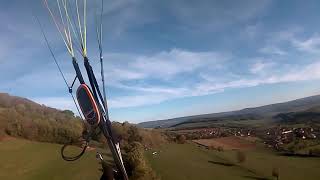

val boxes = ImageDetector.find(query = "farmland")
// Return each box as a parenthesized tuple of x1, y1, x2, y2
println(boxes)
(145, 141, 320, 180)
(193, 136, 256, 150)
(0, 138, 107, 180)
(1, 133, 320, 180)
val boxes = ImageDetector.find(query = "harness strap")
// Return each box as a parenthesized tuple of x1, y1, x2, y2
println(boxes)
(60, 129, 92, 162)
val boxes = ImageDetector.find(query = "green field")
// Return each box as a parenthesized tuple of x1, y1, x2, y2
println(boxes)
(0, 138, 107, 180)
(145, 143, 320, 180)
(2, 138, 320, 180)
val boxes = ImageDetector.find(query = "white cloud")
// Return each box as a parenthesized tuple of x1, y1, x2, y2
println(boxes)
(130, 49, 226, 78)
(106, 60, 320, 108)
(268, 27, 303, 43)
(201, 61, 320, 93)
(292, 34, 320, 53)
(6, 40, 320, 111)
(264, 28, 320, 54)
(259, 46, 287, 55)
(24, 48, 229, 109)
(103, 49, 229, 84)
(27, 45, 320, 110)
(29, 60, 320, 121)
(250, 60, 275, 74)
(107, 68, 146, 82)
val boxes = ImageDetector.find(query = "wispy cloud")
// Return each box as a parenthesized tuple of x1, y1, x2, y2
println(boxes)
(104, 49, 229, 83)
(259, 46, 287, 55)
(13, 43, 320, 110)
(292, 34, 320, 53)
(262, 27, 320, 55)
(130, 49, 227, 78)
(250, 60, 275, 74)
(108, 59, 320, 108)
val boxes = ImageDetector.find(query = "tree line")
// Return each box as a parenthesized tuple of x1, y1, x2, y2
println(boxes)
(0, 93, 82, 143)
(0, 93, 168, 180)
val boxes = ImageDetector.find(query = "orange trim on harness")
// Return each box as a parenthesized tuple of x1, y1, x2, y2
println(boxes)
(76, 84, 101, 126)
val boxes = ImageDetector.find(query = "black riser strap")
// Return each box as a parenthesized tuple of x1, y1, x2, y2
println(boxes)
(72, 57, 85, 84)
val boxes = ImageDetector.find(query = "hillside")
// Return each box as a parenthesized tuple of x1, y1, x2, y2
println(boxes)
(0, 92, 83, 143)
(0, 93, 76, 118)
(138, 95, 320, 128)
(0, 93, 168, 180)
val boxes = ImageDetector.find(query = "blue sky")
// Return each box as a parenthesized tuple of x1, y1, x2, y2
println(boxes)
(2, 0, 320, 123)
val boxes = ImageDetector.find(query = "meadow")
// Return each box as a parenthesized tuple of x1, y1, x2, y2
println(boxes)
(2, 137, 320, 180)
(193, 136, 256, 150)
(145, 142, 320, 180)
(0, 138, 107, 180)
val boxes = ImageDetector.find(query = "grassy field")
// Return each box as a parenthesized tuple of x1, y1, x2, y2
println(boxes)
(145, 142, 320, 180)
(193, 136, 256, 150)
(2, 138, 320, 180)
(0, 138, 108, 180)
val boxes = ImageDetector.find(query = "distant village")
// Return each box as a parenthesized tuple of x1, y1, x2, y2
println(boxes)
(176, 125, 320, 152)
(258, 127, 319, 150)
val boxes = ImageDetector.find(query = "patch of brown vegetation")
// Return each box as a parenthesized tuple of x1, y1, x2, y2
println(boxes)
(240, 136, 260, 142)
(193, 136, 255, 150)
(0, 136, 16, 142)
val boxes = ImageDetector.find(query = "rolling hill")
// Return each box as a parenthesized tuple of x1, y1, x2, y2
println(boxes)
(138, 95, 320, 128)
(0, 92, 83, 143)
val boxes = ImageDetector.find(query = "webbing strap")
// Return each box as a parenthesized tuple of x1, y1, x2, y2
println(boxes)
(60, 129, 92, 162)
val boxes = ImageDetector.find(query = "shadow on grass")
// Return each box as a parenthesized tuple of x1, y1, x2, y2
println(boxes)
(277, 152, 320, 158)
(208, 160, 234, 166)
(242, 175, 270, 180)
(208, 161, 271, 180)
